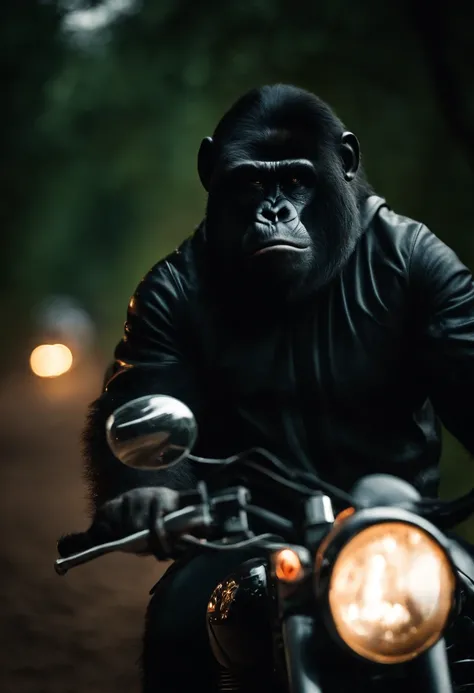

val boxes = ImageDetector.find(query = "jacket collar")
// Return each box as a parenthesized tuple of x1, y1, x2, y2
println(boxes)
(361, 195, 388, 230)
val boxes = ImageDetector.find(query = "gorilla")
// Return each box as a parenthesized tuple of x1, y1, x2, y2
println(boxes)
(58, 84, 474, 692)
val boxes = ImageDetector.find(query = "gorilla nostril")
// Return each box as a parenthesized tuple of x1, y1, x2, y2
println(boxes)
(276, 204, 292, 221)
(262, 207, 278, 222)
(256, 203, 277, 224)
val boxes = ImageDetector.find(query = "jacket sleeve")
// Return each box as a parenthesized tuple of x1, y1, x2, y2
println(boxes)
(84, 260, 202, 512)
(409, 224, 474, 454)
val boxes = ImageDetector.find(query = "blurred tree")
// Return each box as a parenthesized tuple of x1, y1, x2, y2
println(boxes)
(408, 0, 474, 175)
(0, 0, 63, 349)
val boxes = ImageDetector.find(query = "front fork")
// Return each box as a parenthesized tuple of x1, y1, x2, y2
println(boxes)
(406, 639, 454, 693)
(282, 614, 323, 693)
(281, 611, 454, 693)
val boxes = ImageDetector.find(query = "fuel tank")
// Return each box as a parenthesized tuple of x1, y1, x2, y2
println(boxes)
(206, 557, 274, 671)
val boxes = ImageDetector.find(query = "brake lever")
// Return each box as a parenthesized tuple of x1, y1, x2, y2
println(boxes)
(55, 529, 150, 575)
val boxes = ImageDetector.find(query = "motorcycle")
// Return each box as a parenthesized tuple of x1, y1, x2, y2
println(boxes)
(55, 395, 474, 692)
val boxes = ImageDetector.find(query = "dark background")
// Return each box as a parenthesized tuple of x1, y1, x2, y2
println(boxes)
(1, 1, 473, 690)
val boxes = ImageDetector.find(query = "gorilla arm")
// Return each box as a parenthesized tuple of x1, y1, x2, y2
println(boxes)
(84, 259, 202, 516)
(410, 225, 474, 456)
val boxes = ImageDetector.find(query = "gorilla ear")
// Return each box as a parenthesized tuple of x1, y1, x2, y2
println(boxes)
(197, 136, 215, 192)
(340, 132, 360, 182)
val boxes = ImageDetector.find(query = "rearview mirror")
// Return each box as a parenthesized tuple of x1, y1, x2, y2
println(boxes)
(105, 395, 197, 470)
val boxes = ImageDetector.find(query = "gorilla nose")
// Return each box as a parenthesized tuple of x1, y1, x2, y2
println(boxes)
(256, 200, 294, 224)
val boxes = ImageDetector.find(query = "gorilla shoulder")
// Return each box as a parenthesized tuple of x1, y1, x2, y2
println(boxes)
(367, 202, 428, 267)
(134, 223, 207, 320)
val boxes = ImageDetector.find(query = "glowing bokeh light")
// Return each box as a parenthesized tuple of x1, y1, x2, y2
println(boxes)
(30, 344, 73, 378)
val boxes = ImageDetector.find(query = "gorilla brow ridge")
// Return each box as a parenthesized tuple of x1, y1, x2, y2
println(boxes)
(212, 83, 373, 201)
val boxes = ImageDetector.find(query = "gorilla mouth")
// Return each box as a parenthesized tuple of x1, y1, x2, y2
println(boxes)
(251, 240, 310, 256)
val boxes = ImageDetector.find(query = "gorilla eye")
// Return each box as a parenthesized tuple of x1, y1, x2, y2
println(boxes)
(290, 177, 301, 185)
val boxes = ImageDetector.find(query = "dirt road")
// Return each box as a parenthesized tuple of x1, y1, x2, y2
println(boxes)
(0, 363, 168, 693)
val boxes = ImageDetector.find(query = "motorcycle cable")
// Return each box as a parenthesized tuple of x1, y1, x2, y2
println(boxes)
(179, 532, 285, 552)
(412, 489, 474, 529)
(220, 457, 354, 507)
(190, 447, 355, 507)
(244, 504, 296, 536)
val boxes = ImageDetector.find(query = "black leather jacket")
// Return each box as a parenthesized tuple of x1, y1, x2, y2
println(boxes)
(98, 195, 474, 501)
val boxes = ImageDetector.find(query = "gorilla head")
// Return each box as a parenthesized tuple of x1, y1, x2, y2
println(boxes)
(197, 84, 372, 308)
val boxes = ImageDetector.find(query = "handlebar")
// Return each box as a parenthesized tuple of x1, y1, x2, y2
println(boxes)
(54, 485, 294, 576)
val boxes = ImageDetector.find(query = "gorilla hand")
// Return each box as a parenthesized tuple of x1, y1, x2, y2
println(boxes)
(57, 487, 180, 558)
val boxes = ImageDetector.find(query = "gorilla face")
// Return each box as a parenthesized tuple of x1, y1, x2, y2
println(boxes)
(212, 157, 316, 285)
(198, 85, 370, 306)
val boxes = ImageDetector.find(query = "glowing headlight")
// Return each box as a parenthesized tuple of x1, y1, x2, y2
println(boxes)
(328, 522, 455, 664)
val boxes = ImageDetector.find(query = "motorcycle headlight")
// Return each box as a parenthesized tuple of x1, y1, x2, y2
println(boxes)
(327, 521, 455, 664)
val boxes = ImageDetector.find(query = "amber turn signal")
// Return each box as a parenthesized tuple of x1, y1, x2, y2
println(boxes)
(274, 548, 304, 583)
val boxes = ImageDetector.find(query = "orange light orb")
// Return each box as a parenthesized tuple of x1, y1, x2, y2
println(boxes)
(30, 344, 73, 378)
